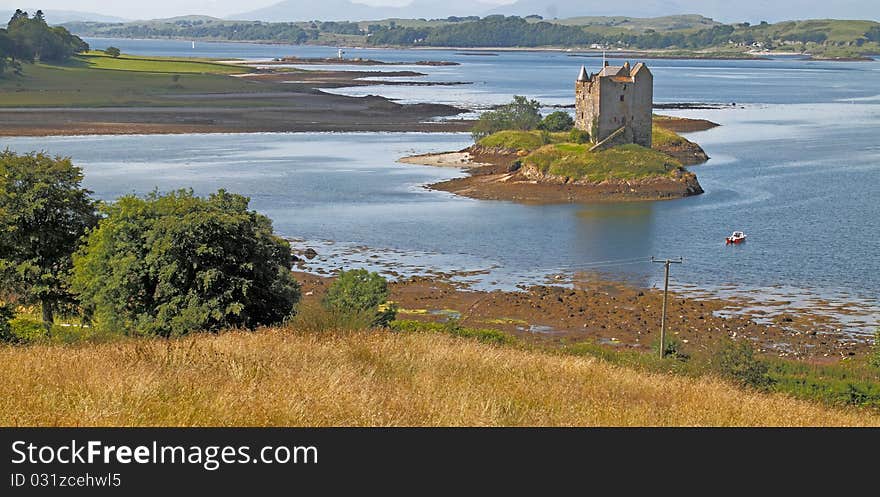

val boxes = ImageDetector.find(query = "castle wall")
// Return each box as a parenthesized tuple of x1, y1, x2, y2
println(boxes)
(574, 63, 653, 148)
(630, 69, 653, 147)
(574, 80, 599, 135)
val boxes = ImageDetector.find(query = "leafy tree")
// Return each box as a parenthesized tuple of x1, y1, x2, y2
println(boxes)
(6, 10, 88, 63)
(538, 111, 574, 132)
(0, 29, 10, 73)
(0, 151, 99, 330)
(72, 189, 300, 337)
(471, 95, 542, 141)
(104, 46, 121, 57)
(323, 269, 396, 327)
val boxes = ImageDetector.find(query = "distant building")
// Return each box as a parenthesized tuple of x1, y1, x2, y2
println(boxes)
(574, 61, 653, 148)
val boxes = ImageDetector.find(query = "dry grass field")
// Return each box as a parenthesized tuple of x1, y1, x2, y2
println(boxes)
(2, 329, 878, 427)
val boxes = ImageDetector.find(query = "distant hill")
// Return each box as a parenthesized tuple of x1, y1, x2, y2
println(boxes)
(2, 9, 128, 24)
(552, 14, 721, 32)
(63, 14, 880, 59)
(487, 0, 691, 20)
(487, 0, 880, 23)
(231, 0, 486, 22)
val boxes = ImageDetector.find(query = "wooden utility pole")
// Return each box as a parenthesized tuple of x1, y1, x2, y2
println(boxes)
(651, 257, 683, 358)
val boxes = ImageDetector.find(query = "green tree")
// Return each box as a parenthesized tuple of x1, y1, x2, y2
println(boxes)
(103, 46, 121, 57)
(538, 111, 574, 132)
(72, 189, 300, 337)
(6, 10, 88, 63)
(471, 95, 542, 141)
(323, 269, 396, 327)
(0, 151, 98, 330)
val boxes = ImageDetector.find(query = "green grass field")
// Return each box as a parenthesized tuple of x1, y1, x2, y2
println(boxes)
(524, 143, 680, 181)
(476, 130, 569, 150)
(78, 52, 250, 74)
(0, 54, 291, 108)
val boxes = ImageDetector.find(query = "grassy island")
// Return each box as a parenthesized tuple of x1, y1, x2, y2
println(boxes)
(405, 103, 714, 204)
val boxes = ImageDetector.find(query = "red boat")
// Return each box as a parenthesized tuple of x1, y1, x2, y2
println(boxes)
(726, 231, 746, 244)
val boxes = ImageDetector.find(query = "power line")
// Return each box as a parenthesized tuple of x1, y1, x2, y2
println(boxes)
(575, 257, 651, 268)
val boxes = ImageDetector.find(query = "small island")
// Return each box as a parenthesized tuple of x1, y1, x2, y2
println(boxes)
(401, 61, 714, 203)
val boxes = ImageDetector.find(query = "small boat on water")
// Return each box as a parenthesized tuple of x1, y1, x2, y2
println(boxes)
(726, 231, 747, 244)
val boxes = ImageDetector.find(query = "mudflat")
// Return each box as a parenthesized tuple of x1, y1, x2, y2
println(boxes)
(0, 54, 470, 136)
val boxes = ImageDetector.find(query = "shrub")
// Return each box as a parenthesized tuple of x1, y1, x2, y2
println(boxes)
(323, 269, 397, 327)
(8, 315, 46, 343)
(711, 338, 773, 390)
(0, 304, 15, 343)
(654, 336, 690, 361)
(568, 128, 590, 144)
(104, 46, 121, 57)
(538, 111, 574, 132)
(471, 95, 542, 141)
(72, 189, 300, 337)
(870, 329, 880, 368)
(287, 302, 374, 333)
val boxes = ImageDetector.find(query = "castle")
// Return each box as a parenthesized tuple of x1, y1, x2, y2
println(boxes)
(575, 61, 653, 148)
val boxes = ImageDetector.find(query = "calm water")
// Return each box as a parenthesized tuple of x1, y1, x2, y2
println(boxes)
(5, 38, 877, 332)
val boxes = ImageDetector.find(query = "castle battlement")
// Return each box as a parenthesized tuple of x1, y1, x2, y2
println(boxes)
(575, 61, 653, 148)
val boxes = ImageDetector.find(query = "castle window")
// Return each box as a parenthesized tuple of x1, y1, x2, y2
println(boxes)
(620, 95, 625, 102)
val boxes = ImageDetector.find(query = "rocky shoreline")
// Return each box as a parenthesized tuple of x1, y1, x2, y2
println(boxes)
(293, 270, 871, 363)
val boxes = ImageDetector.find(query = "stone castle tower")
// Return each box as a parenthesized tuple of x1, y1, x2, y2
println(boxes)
(575, 61, 653, 148)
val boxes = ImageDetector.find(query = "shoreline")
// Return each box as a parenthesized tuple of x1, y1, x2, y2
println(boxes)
(79, 36, 875, 62)
(0, 61, 474, 136)
(292, 269, 873, 363)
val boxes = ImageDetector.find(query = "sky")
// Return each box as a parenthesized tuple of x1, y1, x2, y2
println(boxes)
(1, 0, 877, 22)
(0, 1, 511, 20)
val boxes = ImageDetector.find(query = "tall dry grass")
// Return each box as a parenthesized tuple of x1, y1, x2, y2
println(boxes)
(2, 328, 878, 426)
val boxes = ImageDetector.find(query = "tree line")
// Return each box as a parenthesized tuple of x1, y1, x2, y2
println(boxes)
(0, 9, 87, 74)
(62, 19, 362, 45)
(365, 16, 880, 51)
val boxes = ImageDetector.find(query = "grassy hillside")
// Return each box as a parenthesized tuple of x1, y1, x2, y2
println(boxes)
(475, 126, 701, 181)
(2, 327, 877, 426)
(524, 143, 680, 181)
(552, 14, 721, 33)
